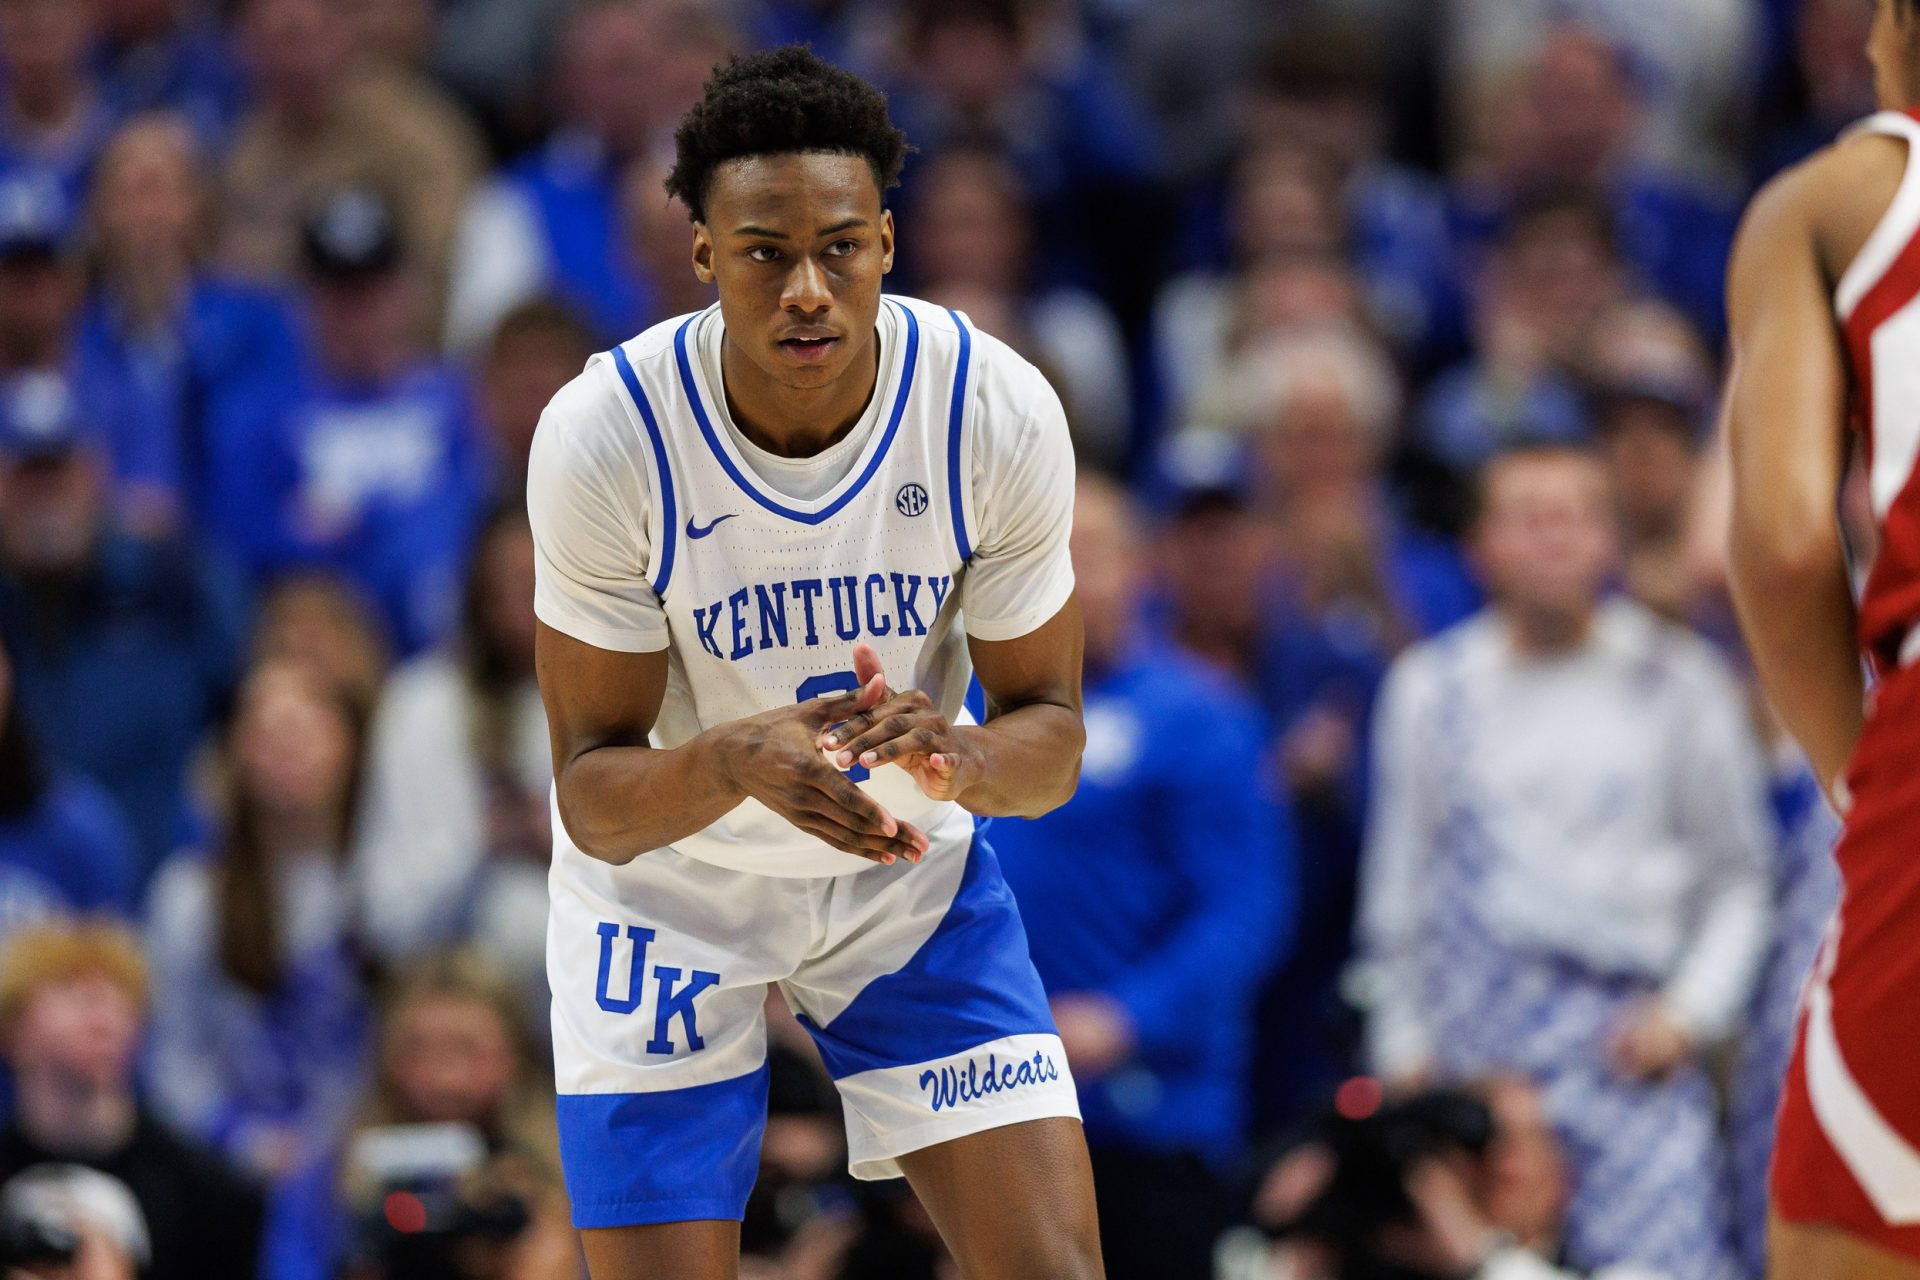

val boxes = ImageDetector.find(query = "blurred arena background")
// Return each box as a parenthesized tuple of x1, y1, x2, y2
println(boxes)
(0, 0, 1864, 1277)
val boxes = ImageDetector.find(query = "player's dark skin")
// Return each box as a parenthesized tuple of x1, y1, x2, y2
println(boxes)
(537, 151, 1103, 1279)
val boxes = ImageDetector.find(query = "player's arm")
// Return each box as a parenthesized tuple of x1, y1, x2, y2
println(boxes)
(529, 371, 925, 868)
(538, 622, 928, 866)
(819, 353, 1085, 818)
(1724, 158, 1865, 803)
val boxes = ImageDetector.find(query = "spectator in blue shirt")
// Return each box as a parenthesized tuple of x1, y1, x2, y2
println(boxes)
(214, 187, 491, 656)
(0, 631, 140, 935)
(94, 0, 249, 146)
(993, 474, 1293, 1280)
(1417, 191, 1621, 476)
(79, 114, 302, 538)
(1446, 25, 1740, 344)
(444, 0, 714, 350)
(0, 0, 118, 201)
(472, 297, 598, 502)
(0, 370, 247, 881)
(0, 170, 186, 534)
(881, 0, 1161, 302)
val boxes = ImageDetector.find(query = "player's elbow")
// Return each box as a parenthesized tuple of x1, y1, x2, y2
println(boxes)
(554, 781, 644, 866)
(1015, 722, 1085, 819)
(1027, 759, 1082, 819)
(1729, 505, 1845, 590)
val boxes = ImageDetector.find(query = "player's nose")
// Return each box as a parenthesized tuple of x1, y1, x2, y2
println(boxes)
(782, 255, 833, 314)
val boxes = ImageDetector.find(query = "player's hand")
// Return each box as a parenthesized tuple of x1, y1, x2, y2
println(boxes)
(1606, 996, 1694, 1080)
(721, 690, 930, 865)
(816, 643, 984, 802)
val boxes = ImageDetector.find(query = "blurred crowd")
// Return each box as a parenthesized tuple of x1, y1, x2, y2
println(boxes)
(0, 0, 1877, 1277)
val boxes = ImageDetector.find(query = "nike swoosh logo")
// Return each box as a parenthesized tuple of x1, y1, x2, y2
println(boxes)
(685, 513, 737, 540)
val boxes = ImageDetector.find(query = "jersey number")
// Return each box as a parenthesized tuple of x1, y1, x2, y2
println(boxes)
(796, 673, 870, 782)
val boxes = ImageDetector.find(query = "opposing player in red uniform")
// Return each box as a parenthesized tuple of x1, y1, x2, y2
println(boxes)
(1728, 3, 1920, 1277)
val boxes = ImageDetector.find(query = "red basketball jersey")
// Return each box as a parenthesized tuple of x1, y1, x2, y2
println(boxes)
(1839, 108, 1920, 671)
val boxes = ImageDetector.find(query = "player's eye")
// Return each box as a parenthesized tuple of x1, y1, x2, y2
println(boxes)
(746, 246, 782, 263)
(826, 239, 859, 257)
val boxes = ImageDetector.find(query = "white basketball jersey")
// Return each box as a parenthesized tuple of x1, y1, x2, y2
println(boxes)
(587, 296, 988, 877)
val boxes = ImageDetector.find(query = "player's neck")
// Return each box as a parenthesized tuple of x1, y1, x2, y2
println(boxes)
(720, 329, 880, 459)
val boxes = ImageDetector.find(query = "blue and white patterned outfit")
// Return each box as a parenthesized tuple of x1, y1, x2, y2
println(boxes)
(1727, 763, 1842, 1277)
(1360, 602, 1775, 1280)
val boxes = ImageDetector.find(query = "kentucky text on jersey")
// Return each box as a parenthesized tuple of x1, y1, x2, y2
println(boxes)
(689, 572, 955, 660)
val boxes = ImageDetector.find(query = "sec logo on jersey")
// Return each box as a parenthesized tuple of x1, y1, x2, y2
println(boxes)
(896, 483, 930, 517)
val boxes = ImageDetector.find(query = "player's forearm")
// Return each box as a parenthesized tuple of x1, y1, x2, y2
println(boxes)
(556, 730, 747, 864)
(1728, 528, 1865, 794)
(952, 703, 1084, 818)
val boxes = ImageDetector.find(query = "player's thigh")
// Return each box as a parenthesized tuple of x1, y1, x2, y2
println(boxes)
(897, 1115, 1105, 1280)
(1769, 1215, 1920, 1280)
(582, 1220, 742, 1280)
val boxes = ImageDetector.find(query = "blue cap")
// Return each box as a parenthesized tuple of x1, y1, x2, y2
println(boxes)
(0, 173, 75, 262)
(0, 372, 97, 461)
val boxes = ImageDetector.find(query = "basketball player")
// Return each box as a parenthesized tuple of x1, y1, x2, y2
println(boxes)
(1727, 3, 1920, 1277)
(526, 47, 1104, 1279)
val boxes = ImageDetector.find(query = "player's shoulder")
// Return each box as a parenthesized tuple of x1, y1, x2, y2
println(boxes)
(1744, 117, 1911, 273)
(531, 310, 712, 464)
(610, 306, 710, 370)
(888, 294, 1061, 427)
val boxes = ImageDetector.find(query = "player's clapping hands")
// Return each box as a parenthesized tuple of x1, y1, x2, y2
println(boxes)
(719, 678, 930, 866)
(818, 643, 984, 803)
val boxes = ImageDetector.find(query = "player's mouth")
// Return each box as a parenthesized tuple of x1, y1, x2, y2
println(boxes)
(778, 333, 841, 363)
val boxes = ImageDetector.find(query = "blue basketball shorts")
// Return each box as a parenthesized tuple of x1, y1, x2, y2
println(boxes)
(546, 830, 1079, 1229)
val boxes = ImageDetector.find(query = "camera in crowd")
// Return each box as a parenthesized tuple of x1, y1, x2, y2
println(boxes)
(1263, 1084, 1497, 1280)
(0, 1214, 77, 1276)
(0, 1165, 148, 1280)
(344, 1124, 534, 1280)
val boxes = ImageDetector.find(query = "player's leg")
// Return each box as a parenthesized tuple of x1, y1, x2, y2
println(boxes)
(896, 1116, 1105, 1280)
(550, 851, 813, 1278)
(1769, 1217, 1920, 1280)
(783, 836, 1101, 1278)
(1769, 669, 1920, 1276)
(582, 1222, 743, 1280)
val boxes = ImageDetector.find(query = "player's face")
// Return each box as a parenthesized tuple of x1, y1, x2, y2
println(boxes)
(692, 153, 895, 394)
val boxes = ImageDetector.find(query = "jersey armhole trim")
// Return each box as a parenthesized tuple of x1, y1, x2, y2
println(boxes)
(1837, 112, 1920, 320)
(944, 309, 976, 563)
(608, 344, 678, 597)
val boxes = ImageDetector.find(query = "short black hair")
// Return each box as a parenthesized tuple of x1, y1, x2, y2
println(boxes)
(665, 45, 911, 225)
(1501, 184, 1621, 264)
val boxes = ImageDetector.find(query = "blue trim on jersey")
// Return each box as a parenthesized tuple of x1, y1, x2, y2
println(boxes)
(608, 344, 678, 597)
(672, 300, 920, 525)
(556, 1063, 769, 1227)
(944, 309, 975, 562)
(797, 834, 1057, 1080)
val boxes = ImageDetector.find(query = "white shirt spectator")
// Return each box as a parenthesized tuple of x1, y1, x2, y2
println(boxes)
(349, 652, 550, 977)
(1359, 598, 1772, 1080)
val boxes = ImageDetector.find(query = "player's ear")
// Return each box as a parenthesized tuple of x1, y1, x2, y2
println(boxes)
(691, 223, 716, 285)
(879, 209, 895, 275)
